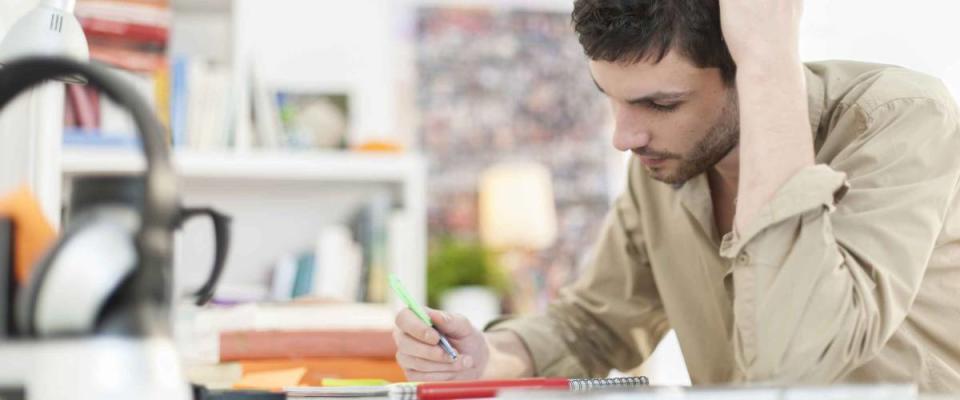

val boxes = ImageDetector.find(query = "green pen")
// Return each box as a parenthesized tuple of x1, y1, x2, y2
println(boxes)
(389, 274, 459, 360)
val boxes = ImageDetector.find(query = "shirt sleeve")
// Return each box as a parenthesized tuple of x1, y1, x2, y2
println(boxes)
(486, 158, 669, 378)
(721, 98, 960, 383)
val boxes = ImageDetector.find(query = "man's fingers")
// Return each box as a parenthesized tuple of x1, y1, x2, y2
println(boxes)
(395, 309, 440, 344)
(396, 353, 465, 373)
(394, 329, 455, 363)
(427, 309, 475, 339)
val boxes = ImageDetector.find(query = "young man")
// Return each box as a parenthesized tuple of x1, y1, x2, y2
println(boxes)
(393, 0, 960, 391)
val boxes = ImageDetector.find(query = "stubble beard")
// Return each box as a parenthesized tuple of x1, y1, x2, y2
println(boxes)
(650, 95, 740, 185)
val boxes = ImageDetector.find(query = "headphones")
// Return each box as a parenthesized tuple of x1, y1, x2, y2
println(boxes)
(0, 57, 179, 337)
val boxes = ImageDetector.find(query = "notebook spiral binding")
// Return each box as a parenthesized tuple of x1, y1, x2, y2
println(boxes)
(569, 376, 649, 390)
(387, 376, 649, 400)
(390, 384, 417, 400)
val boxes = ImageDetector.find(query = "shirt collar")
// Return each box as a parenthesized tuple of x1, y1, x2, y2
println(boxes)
(677, 173, 720, 245)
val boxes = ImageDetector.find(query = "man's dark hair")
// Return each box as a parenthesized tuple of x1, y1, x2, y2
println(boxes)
(572, 0, 736, 83)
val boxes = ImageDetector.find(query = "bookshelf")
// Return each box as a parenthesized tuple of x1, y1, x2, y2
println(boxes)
(54, 0, 430, 310)
(62, 147, 425, 183)
(61, 147, 428, 308)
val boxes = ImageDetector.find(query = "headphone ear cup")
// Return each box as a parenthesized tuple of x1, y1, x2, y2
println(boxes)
(16, 230, 68, 337)
(16, 216, 138, 337)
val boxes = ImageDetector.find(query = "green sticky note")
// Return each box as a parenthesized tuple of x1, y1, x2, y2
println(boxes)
(389, 274, 432, 326)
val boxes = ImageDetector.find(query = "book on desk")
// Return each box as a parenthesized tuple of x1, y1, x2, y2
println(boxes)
(183, 302, 406, 389)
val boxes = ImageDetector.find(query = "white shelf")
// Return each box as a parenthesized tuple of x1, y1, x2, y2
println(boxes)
(61, 146, 429, 305)
(61, 147, 425, 183)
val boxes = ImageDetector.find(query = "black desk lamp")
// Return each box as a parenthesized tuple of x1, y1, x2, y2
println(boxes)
(0, 57, 189, 399)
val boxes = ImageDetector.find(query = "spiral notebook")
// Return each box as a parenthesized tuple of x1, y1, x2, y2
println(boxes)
(285, 376, 649, 399)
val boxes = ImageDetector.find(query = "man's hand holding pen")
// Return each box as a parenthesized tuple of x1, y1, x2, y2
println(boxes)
(393, 308, 489, 382)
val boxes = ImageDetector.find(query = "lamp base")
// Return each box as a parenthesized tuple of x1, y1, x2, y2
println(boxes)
(497, 249, 544, 315)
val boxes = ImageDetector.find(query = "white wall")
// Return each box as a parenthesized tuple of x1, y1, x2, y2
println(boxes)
(801, 0, 960, 97)
(234, 0, 400, 147)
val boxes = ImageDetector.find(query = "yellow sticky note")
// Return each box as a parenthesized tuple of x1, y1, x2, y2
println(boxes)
(321, 378, 390, 387)
(233, 367, 307, 391)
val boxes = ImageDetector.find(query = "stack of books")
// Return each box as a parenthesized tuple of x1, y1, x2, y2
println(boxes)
(64, 0, 171, 146)
(181, 302, 406, 388)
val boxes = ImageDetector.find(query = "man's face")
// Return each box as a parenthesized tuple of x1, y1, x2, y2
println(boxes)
(590, 50, 739, 184)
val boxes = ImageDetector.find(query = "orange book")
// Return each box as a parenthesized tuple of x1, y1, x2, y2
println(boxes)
(220, 329, 397, 361)
(240, 358, 406, 385)
(0, 186, 56, 284)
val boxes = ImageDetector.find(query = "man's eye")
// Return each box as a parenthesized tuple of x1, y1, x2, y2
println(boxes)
(649, 102, 680, 112)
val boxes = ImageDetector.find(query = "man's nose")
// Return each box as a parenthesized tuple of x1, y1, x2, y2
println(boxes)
(612, 106, 651, 152)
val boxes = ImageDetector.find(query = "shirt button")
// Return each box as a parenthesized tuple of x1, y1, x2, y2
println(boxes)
(737, 253, 750, 264)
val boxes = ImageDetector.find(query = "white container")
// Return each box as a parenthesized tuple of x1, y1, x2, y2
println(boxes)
(439, 286, 500, 330)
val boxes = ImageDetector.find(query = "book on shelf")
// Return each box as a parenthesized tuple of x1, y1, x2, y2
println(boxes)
(250, 64, 281, 149)
(79, 17, 169, 45)
(266, 198, 395, 305)
(290, 253, 316, 299)
(269, 255, 297, 302)
(267, 229, 362, 303)
(89, 42, 167, 72)
(181, 58, 234, 149)
(62, 67, 162, 148)
(351, 191, 393, 303)
(75, 0, 170, 26)
(313, 225, 363, 303)
(64, 84, 100, 131)
(75, 0, 170, 77)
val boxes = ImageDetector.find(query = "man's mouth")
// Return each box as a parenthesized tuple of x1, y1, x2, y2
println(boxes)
(638, 156, 667, 167)
(632, 149, 671, 167)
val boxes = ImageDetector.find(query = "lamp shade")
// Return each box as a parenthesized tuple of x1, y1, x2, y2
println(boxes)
(0, 0, 88, 83)
(479, 161, 558, 250)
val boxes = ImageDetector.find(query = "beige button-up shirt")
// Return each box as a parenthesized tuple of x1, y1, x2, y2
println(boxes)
(488, 60, 960, 392)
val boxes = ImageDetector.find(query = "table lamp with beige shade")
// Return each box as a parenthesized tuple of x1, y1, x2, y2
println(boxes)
(478, 161, 558, 315)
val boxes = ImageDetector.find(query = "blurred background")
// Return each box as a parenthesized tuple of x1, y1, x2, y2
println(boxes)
(0, 0, 958, 389)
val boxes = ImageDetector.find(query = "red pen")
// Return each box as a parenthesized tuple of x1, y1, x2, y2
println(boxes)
(389, 377, 648, 400)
